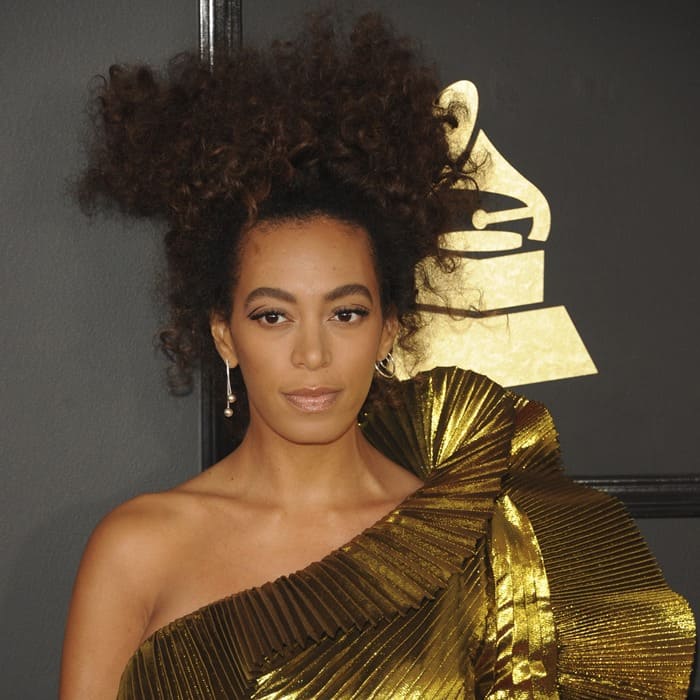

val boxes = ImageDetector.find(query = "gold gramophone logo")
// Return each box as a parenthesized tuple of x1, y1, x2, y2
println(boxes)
(396, 80, 597, 386)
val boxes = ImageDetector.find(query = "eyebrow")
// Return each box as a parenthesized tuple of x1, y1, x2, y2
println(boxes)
(244, 283, 373, 306)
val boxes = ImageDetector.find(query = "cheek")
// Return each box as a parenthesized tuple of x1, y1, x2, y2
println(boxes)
(344, 333, 381, 364)
(233, 337, 280, 381)
(333, 332, 384, 394)
(234, 348, 279, 416)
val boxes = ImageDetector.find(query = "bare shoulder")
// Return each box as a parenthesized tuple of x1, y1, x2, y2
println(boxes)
(83, 487, 218, 610)
(59, 488, 206, 700)
(97, 489, 196, 543)
(83, 491, 188, 576)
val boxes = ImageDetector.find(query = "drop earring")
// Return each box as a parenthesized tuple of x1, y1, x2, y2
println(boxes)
(374, 352, 396, 379)
(224, 359, 237, 418)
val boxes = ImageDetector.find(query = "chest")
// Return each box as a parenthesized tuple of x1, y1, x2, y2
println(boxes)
(144, 502, 398, 639)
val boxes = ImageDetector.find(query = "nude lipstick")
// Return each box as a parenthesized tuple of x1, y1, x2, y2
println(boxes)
(282, 387, 340, 413)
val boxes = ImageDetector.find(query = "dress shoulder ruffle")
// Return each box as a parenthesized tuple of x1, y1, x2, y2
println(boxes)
(498, 393, 696, 698)
(370, 367, 696, 698)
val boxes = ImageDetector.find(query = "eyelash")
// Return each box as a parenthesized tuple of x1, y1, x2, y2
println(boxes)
(334, 307, 369, 323)
(248, 307, 369, 326)
(248, 309, 287, 326)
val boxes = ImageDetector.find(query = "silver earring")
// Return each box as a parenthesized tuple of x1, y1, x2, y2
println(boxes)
(374, 352, 396, 379)
(224, 359, 237, 418)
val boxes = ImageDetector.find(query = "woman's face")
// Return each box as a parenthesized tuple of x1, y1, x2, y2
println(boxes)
(212, 215, 397, 446)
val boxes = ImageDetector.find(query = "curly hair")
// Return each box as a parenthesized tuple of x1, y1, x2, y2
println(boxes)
(79, 12, 478, 438)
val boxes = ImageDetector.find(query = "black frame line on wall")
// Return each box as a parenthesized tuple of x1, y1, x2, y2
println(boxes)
(199, 0, 242, 475)
(197, 0, 700, 523)
(575, 474, 700, 518)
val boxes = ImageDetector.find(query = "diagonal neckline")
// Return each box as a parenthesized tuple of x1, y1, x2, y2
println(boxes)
(121, 368, 515, 678)
(131, 464, 434, 653)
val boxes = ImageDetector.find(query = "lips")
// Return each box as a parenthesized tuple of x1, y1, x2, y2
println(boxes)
(282, 387, 341, 413)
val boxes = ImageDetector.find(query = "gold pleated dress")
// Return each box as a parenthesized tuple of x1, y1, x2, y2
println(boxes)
(117, 368, 696, 699)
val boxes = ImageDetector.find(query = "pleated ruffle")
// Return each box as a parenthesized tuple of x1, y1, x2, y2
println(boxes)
(502, 398, 696, 699)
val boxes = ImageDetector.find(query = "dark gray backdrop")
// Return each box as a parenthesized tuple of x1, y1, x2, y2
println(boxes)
(1, 1, 199, 697)
(1, 0, 697, 697)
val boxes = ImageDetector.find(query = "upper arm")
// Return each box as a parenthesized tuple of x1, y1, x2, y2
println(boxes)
(59, 497, 165, 700)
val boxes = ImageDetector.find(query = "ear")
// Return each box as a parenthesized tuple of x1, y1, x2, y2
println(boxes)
(377, 312, 399, 360)
(210, 313, 239, 368)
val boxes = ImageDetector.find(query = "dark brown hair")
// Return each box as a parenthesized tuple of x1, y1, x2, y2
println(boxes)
(79, 12, 478, 436)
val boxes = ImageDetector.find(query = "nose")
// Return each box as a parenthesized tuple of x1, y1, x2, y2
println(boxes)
(291, 322, 331, 370)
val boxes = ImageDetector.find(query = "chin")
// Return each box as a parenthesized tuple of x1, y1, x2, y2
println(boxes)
(261, 405, 358, 445)
(277, 419, 358, 446)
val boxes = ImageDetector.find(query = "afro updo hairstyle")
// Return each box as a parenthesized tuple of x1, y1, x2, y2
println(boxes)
(79, 12, 479, 441)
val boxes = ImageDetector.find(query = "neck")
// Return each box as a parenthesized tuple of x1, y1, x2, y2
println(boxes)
(222, 418, 387, 512)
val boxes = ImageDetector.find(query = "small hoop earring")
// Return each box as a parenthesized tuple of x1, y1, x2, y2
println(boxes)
(224, 359, 237, 418)
(374, 352, 396, 379)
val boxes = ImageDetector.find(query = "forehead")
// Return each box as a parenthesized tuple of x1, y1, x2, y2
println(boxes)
(236, 215, 379, 290)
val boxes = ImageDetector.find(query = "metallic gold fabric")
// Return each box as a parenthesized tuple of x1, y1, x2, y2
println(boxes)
(484, 495, 558, 699)
(117, 368, 696, 699)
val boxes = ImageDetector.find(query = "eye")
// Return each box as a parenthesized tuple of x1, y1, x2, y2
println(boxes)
(249, 309, 288, 326)
(332, 307, 370, 323)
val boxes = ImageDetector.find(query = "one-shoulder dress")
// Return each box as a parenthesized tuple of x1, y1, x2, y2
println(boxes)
(117, 367, 696, 699)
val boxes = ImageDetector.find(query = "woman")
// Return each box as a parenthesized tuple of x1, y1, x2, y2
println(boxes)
(60, 13, 695, 699)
